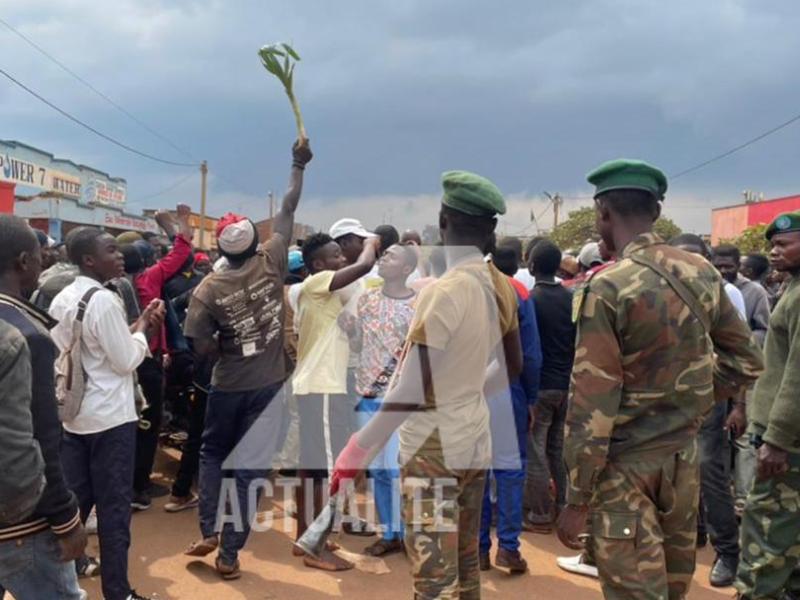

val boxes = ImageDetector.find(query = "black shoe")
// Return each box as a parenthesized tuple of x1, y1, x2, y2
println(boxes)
(709, 556, 737, 588)
(131, 491, 152, 511)
(75, 555, 101, 578)
(479, 553, 491, 571)
(127, 590, 152, 600)
(696, 531, 708, 548)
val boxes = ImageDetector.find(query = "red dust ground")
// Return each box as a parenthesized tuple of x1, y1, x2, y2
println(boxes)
(77, 448, 733, 600)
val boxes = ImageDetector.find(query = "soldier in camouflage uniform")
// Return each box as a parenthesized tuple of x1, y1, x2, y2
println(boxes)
(735, 212, 800, 600)
(331, 171, 522, 599)
(556, 159, 764, 600)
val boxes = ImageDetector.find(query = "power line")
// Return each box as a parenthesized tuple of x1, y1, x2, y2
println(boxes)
(0, 17, 196, 162)
(0, 66, 200, 167)
(136, 171, 197, 203)
(670, 111, 800, 180)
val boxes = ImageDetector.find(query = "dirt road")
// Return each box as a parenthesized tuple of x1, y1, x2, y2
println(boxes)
(79, 450, 732, 600)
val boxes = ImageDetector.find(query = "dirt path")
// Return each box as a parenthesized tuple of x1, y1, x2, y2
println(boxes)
(78, 450, 732, 600)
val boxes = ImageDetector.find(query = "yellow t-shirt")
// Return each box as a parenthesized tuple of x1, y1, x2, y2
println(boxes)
(292, 271, 359, 395)
(398, 256, 519, 459)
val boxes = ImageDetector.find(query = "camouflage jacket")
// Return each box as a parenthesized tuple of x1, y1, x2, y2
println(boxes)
(565, 233, 764, 505)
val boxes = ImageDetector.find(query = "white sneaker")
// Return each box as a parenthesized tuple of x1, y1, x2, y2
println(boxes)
(556, 553, 599, 579)
(85, 509, 98, 535)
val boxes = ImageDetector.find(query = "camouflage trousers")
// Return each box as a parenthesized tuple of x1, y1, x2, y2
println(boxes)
(590, 440, 699, 600)
(401, 447, 488, 600)
(735, 451, 800, 600)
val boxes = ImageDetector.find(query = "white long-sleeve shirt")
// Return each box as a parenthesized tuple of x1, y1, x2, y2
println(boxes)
(50, 276, 149, 435)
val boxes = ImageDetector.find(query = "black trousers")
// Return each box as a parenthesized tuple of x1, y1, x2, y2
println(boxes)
(698, 400, 740, 560)
(62, 422, 137, 600)
(171, 386, 208, 498)
(134, 356, 164, 493)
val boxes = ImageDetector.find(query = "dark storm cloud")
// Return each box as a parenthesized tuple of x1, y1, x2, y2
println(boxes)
(1, 0, 798, 232)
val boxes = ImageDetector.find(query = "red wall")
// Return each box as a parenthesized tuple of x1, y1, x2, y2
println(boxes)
(747, 195, 800, 227)
(0, 181, 14, 214)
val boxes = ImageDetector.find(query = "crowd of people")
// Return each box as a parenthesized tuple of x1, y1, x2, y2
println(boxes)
(0, 143, 798, 600)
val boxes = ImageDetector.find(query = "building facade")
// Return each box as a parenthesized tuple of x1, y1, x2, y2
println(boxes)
(711, 194, 800, 244)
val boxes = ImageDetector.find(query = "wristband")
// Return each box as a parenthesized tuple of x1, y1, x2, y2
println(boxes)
(292, 161, 306, 170)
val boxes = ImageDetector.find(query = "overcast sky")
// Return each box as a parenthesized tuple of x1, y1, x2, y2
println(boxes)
(2, 0, 799, 236)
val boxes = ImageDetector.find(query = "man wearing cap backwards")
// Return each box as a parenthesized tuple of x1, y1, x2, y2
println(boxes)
(330, 170, 523, 598)
(556, 158, 763, 600)
(735, 212, 800, 600)
(182, 140, 312, 579)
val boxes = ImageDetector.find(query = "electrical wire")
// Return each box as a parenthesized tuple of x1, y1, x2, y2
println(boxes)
(670, 111, 800, 179)
(136, 171, 197, 203)
(0, 66, 200, 167)
(0, 17, 196, 163)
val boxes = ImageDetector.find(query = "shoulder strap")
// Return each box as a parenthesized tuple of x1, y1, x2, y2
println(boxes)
(76, 287, 101, 323)
(629, 252, 711, 334)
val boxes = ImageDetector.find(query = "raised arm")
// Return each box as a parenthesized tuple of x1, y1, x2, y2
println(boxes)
(272, 140, 313, 242)
(330, 237, 380, 291)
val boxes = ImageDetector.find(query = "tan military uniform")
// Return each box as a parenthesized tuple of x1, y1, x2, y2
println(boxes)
(399, 256, 518, 599)
(565, 233, 763, 600)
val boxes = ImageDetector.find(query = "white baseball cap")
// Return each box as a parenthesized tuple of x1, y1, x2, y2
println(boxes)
(328, 218, 374, 240)
(578, 242, 603, 268)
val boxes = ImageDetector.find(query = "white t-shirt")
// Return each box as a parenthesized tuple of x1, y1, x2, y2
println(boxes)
(724, 282, 747, 321)
(50, 276, 149, 434)
(514, 268, 536, 291)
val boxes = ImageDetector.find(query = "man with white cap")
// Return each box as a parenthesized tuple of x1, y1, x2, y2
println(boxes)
(182, 140, 313, 579)
(329, 218, 373, 266)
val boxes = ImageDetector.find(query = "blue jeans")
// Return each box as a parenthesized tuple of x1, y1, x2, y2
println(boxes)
(480, 390, 528, 554)
(480, 469, 526, 554)
(61, 421, 136, 600)
(199, 382, 284, 564)
(0, 529, 84, 600)
(356, 397, 403, 541)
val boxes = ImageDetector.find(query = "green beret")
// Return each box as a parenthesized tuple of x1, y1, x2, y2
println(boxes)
(441, 170, 506, 217)
(765, 211, 800, 240)
(587, 158, 668, 200)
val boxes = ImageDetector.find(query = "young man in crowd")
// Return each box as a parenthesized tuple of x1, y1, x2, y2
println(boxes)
(525, 240, 575, 535)
(291, 230, 380, 571)
(713, 244, 771, 345)
(735, 212, 800, 600)
(713, 244, 772, 526)
(479, 246, 542, 574)
(50, 227, 165, 600)
(0, 216, 85, 600)
(558, 159, 762, 599)
(330, 218, 373, 266)
(341, 243, 418, 557)
(670, 234, 747, 318)
(128, 205, 194, 510)
(331, 170, 523, 598)
(182, 141, 312, 579)
(740, 253, 775, 307)
(664, 235, 750, 586)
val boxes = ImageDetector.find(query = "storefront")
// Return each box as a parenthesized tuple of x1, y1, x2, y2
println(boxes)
(15, 194, 158, 242)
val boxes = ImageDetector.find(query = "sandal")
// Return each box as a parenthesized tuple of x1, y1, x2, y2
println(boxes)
(184, 536, 219, 557)
(215, 556, 241, 580)
(303, 549, 354, 572)
(363, 539, 403, 557)
(292, 540, 340, 557)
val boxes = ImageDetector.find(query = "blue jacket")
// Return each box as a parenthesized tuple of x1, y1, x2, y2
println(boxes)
(512, 292, 542, 409)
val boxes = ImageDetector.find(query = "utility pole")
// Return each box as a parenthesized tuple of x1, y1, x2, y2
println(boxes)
(553, 193, 563, 229)
(543, 191, 564, 231)
(268, 190, 275, 235)
(199, 160, 208, 249)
